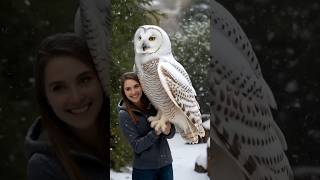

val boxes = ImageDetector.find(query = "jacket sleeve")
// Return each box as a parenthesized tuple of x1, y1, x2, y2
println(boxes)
(119, 111, 159, 154)
(163, 124, 176, 139)
(27, 153, 67, 180)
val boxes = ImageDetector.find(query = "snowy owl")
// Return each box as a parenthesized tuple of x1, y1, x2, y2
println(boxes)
(209, 1, 293, 180)
(74, 0, 110, 96)
(133, 25, 205, 144)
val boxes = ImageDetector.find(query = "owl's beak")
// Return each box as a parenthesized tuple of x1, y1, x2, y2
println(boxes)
(142, 43, 148, 51)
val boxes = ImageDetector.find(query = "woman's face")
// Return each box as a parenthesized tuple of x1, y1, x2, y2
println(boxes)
(123, 79, 142, 105)
(44, 56, 103, 130)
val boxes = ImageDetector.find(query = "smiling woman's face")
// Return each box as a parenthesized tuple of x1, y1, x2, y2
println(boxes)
(44, 56, 103, 130)
(123, 79, 143, 105)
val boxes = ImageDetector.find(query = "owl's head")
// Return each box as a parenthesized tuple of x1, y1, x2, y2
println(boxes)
(134, 25, 171, 55)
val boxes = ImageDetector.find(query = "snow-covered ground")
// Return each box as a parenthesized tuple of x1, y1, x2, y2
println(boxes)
(110, 133, 210, 180)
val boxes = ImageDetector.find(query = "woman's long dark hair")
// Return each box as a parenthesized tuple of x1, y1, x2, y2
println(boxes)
(34, 33, 108, 180)
(119, 72, 150, 123)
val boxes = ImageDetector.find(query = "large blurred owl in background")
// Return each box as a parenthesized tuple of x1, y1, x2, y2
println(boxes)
(208, 1, 293, 179)
(74, 0, 110, 96)
(133, 25, 205, 144)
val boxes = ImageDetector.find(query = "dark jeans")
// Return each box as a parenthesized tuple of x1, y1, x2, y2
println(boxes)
(132, 164, 173, 180)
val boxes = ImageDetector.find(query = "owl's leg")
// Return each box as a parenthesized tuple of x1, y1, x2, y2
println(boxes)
(149, 110, 163, 131)
(151, 115, 168, 132)
(147, 110, 162, 122)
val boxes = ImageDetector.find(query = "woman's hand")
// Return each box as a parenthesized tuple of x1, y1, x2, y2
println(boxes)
(162, 122, 171, 135)
(155, 129, 162, 136)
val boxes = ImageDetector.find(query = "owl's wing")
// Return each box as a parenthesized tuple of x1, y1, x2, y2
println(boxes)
(74, 0, 110, 96)
(209, 1, 293, 180)
(157, 60, 202, 125)
(168, 59, 194, 92)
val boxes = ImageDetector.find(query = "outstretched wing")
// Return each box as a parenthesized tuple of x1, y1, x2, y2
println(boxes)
(74, 0, 110, 96)
(209, 1, 293, 180)
(157, 59, 202, 129)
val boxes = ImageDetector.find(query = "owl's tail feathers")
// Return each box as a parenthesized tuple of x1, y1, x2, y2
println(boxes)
(197, 124, 206, 137)
(179, 129, 198, 144)
(190, 114, 206, 138)
(179, 118, 206, 144)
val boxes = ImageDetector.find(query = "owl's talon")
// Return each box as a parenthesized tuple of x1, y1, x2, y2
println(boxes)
(150, 119, 167, 133)
(155, 124, 161, 132)
(147, 117, 153, 122)
(155, 123, 162, 132)
(156, 120, 166, 133)
(161, 125, 166, 132)
(148, 116, 158, 122)
(150, 120, 158, 128)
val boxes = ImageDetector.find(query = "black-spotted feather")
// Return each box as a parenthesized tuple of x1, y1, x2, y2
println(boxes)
(158, 62, 205, 137)
(209, 1, 293, 180)
(75, 0, 110, 96)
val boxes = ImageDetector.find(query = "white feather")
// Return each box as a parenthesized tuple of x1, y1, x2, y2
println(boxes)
(209, 1, 293, 180)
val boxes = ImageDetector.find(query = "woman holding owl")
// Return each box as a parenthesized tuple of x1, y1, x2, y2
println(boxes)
(118, 72, 175, 180)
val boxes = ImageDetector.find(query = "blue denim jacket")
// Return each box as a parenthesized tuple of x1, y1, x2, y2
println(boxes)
(118, 99, 175, 169)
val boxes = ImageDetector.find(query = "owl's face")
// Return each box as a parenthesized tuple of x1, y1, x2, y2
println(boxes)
(134, 25, 172, 56)
(134, 26, 163, 54)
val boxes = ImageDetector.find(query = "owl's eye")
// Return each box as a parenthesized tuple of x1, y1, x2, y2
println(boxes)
(149, 36, 156, 41)
(138, 36, 141, 40)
